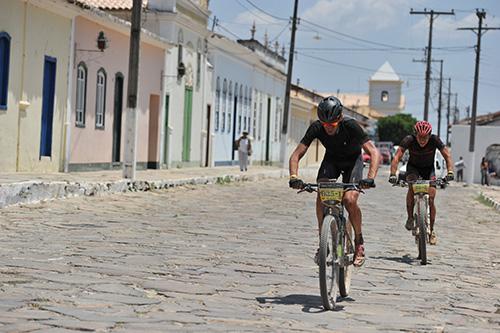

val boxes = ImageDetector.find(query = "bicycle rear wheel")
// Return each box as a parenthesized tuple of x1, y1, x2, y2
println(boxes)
(416, 199, 427, 265)
(319, 215, 339, 310)
(339, 218, 354, 297)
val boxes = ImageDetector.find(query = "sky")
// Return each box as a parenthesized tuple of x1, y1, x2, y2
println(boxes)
(208, 0, 500, 140)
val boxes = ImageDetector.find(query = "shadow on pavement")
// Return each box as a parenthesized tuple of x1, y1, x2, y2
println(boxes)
(256, 294, 348, 313)
(370, 254, 418, 265)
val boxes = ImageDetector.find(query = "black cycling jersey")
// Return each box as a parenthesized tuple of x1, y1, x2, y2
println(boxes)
(300, 118, 369, 167)
(400, 134, 444, 168)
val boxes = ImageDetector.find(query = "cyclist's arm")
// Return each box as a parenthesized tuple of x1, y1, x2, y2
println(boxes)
(362, 140, 380, 179)
(289, 143, 309, 177)
(390, 147, 406, 175)
(440, 146, 453, 173)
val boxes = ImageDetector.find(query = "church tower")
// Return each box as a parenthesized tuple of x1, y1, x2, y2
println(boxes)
(368, 61, 405, 116)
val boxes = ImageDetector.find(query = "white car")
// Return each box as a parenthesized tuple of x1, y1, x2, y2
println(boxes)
(398, 150, 447, 187)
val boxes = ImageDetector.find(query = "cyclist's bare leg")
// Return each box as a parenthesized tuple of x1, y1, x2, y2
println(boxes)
(315, 194, 324, 239)
(343, 191, 361, 243)
(406, 187, 415, 220)
(428, 187, 437, 231)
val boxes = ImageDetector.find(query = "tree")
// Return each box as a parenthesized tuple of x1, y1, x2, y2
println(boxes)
(377, 114, 417, 145)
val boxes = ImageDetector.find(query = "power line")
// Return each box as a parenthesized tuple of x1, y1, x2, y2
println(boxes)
(296, 51, 424, 78)
(243, 0, 288, 21)
(410, 8, 455, 121)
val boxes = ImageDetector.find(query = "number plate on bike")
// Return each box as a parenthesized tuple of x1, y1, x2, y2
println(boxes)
(412, 183, 429, 194)
(319, 187, 344, 204)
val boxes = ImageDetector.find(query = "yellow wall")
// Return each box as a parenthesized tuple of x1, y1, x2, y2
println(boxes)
(0, 1, 71, 172)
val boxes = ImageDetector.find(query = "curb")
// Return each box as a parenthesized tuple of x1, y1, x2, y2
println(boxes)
(479, 191, 500, 212)
(0, 168, 318, 209)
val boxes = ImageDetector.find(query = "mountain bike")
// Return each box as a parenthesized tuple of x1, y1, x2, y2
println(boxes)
(395, 178, 447, 265)
(299, 180, 373, 310)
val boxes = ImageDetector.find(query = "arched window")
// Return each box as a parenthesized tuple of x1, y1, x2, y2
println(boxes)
(381, 90, 389, 102)
(215, 77, 220, 132)
(238, 85, 246, 133)
(75, 62, 87, 126)
(228, 81, 233, 133)
(95, 68, 107, 128)
(252, 89, 257, 137)
(196, 39, 202, 89)
(222, 79, 227, 132)
(0, 32, 11, 109)
(236, 83, 241, 134)
(177, 29, 184, 76)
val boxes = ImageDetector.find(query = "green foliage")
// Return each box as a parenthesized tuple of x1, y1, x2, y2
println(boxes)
(377, 114, 418, 145)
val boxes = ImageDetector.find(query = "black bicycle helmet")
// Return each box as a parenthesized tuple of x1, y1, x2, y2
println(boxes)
(317, 96, 343, 122)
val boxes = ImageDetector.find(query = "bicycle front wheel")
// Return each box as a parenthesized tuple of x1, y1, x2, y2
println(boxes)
(416, 198, 427, 265)
(319, 215, 339, 310)
(339, 218, 354, 297)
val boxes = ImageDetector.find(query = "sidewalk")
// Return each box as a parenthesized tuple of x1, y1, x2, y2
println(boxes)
(477, 185, 500, 212)
(456, 181, 500, 212)
(0, 166, 318, 209)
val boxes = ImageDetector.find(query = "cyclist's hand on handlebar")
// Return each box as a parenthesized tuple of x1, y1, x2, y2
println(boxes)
(359, 178, 375, 189)
(289, 176, 304, 189)
(445, 171, 454, 181)
(388, 174, 397, 184)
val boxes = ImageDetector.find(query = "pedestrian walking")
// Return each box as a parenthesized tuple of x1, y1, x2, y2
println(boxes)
(480, 157, 489, 186)
(454, 156, 465, 182)
(235, 131, 252, 172)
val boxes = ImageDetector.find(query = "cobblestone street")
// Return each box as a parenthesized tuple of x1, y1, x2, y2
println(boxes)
(0, 171, 499, 332)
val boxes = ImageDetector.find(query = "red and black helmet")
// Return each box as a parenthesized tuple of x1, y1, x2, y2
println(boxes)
(414, 120, 432, 136)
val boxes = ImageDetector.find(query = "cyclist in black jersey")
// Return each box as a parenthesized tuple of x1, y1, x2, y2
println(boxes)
(389, 120, 454, 245)
(289, 96, 380, 267)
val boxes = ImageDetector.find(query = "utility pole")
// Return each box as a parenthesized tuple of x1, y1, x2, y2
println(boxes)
(458, 9, 500, 183)
(123, 0, 142, 179)
(446, 78, 451, 146)
(436, 60, 443, 139)
(410, 8, 454, 121)
(453, 93, 459, 124)
(280, 0, 299, 168)
(412, 57, 443, 128)
(211, 16, 218, 32)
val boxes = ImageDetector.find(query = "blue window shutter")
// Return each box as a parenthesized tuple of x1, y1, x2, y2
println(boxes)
(0, 32, 11, 109)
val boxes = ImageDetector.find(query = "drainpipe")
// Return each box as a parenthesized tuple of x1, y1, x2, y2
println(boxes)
(159, 49, 168, 168)
(15, 1, 28, 171)
(64, 17, 76, 173)
(200, 51, 206, 167)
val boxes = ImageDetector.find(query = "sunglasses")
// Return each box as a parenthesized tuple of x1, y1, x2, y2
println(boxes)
(321, 120, 340, 129)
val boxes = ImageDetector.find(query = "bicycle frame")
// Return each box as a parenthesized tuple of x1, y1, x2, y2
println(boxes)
(396, 178, 446, 264)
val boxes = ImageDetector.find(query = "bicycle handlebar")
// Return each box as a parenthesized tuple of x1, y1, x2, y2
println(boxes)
(298, 180, 374, 194)
(394, 177, 448, 187)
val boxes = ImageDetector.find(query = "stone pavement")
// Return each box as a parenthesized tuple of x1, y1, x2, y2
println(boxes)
(0, 166, 317, 209)
(0, 170, 498, 332)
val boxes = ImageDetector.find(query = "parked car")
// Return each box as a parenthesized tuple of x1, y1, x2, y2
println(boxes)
(379, 148, 391, 165)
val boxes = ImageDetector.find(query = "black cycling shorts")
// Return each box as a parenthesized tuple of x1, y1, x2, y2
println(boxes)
(317, 155, 364, 183)
(406, 163, 436, 181)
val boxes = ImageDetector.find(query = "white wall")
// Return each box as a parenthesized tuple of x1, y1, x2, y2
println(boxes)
(210, 49, 285, 166)
(369, 81, 402, 116)
(450, 125, 500, 183)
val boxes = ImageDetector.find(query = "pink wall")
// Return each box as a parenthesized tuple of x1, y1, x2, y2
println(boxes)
(70, 16, 165, 166)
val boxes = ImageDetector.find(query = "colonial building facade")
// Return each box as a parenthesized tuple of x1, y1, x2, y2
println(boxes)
(0, 0, 73, 172)
(208, 34, 287, 166)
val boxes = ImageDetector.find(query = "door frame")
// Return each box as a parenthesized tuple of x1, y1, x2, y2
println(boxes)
(39, 55, 57, 159)
(265, 97, 271, 163)
(205, 104, 211, 167)
(112, 72, 124, 164)
(182, 87, 193, 162)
